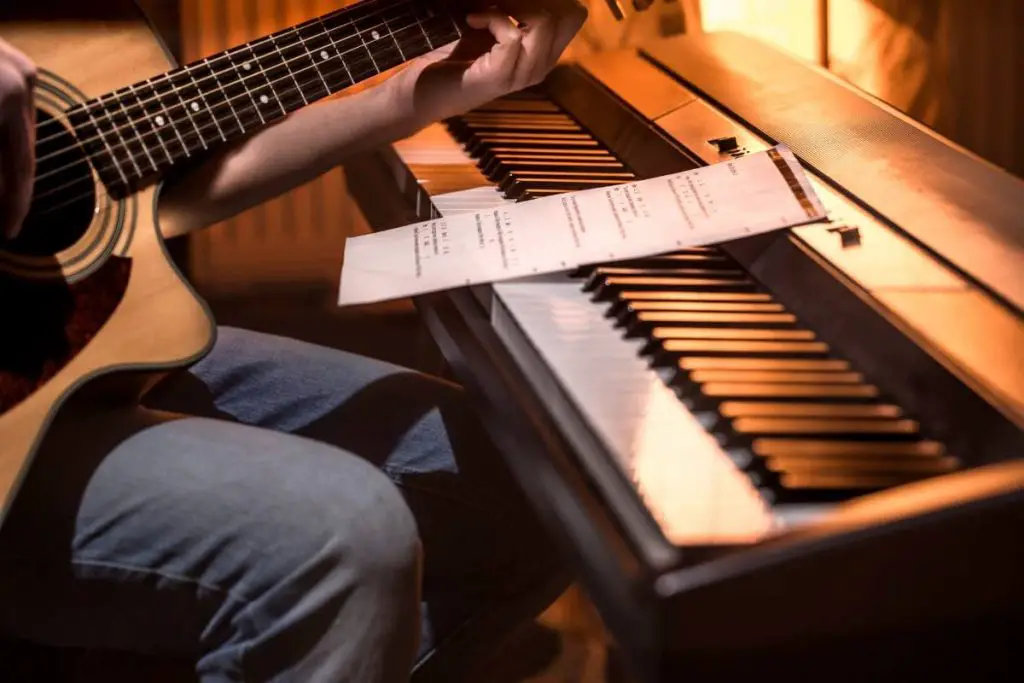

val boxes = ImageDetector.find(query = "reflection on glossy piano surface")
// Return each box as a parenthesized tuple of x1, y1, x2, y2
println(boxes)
(347, 25, 1023, 683)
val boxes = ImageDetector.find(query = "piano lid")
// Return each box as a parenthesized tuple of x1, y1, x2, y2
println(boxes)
(641, 32, 1024, 316)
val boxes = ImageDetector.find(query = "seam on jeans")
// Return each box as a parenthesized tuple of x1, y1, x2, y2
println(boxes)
(73, 557, 255, 606)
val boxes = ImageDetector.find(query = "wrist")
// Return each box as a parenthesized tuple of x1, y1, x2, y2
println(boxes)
(384, 59, 439, 133)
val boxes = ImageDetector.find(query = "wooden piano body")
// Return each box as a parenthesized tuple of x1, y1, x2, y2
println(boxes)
(347, 32, 1024, 682)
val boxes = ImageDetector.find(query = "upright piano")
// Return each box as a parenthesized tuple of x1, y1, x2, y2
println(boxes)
(346, 30, 1024, 682)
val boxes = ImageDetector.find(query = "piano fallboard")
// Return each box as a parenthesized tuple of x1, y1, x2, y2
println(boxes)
(346, 32, 1023, 682)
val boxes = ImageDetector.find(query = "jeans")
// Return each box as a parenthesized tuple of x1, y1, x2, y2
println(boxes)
(0, 327, 565, 682)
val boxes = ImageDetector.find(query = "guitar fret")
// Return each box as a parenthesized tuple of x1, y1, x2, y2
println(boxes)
(350, 10, 382, 74)
(380, 9, 407, 61)
(140, 78, 190, 160)
(248, 38, 299, 114)
(175, 67, 228, 143)
(201, 56, 252, 133)
(348, 2, 408, 74)
(302, 18, 353, 92)
(112, 92, 159, 172)
(191, 58, 244, 139)
(267, 33, 309, 107)
(66, 103, 130, 193)
(320, 12, 379, 83)
(65, 0, 464, 200)
(315, 15, 357, 86)
(219, 48, 269, 128)
(160, 70, 209, 150)
(90, 98, 142, 179)
(415, 2, 463, 45)
(382, 4, 431, 57)
(150, 76, 202, 155)
(125, 83, 173, 165)
(410, 6, 434, 50)
(224, 45, 285, 122)
(279, 26, 330, 102)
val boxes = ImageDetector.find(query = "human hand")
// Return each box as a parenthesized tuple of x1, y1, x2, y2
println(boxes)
(0, 38, 36, 241)
(393, 0, 587, 125)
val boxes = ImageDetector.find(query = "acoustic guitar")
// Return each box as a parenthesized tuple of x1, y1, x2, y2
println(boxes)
(0, 0, 465, 525)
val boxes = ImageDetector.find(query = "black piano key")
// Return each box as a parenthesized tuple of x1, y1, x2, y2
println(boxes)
(678, 357, 851, 373)
(650, 339, 832, 367)
(467, 131, 599, 145)
(610, 301, 786, 327)
(678, 382, 882, 411)
(696, 400, 901, 435)
(507, 177, 630, 200)
(766, 471, 936, 502)
(593, 278, 761, 302)
(648, 329, 817, 348)
(731, 416, 919, 439)
(606, 291, 775, 318)
(584, 267, 747, 291)
(482, 151, 622, 166)
(451, 121, 583, 143)
(624, 301, 782, 312)
(695, 371, 866, 386)
(481, 146, 615, 159)
(486, 158, 629, 181)
(498, 171, 635, 193)
(517, 188, 573, 198)
(468, 134, 601, 156)
(574, 253, 734, 278)
(713, 400, 901, 422)
(451, 118, 582, 134)
(626, 311, 800, 337)
(763, 454, 960, 476)
(752, 439, 945, 459)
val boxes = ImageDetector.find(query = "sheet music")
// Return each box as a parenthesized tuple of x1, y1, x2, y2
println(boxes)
(338, 145, 827, 306)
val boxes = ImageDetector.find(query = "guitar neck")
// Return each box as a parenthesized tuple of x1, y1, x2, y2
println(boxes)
(67, 0, 463, 199)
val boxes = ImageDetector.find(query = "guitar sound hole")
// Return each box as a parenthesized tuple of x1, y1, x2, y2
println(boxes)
(6, 109, 96, 256)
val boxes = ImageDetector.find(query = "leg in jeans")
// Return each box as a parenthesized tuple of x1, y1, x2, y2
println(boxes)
(0, 327, 565, 681)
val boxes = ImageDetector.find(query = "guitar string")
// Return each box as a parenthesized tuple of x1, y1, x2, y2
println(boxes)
(29, 12, 463, 202)
(30, 0, 402, 147)
(25, 15, 464, 220)
(34, 0, 452, 169)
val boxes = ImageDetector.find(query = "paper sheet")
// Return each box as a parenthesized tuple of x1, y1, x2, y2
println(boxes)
(338, 145, 827, 306)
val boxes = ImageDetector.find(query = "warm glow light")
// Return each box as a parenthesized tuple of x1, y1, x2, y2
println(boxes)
(699, 0, 823, 64)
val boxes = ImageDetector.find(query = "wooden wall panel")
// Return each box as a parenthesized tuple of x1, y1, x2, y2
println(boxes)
(176, 0, 370, 298)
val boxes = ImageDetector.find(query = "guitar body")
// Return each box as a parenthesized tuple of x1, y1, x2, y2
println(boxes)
(0, 2, 215, 523)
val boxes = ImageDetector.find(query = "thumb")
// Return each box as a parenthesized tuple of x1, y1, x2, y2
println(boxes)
(461, 12, 523, 91)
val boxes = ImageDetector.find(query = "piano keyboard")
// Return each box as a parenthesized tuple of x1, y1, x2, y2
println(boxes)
(395, 90, 962, 544)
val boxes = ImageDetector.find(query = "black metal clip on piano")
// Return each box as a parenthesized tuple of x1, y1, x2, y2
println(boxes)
(347, 28, 1024, 683)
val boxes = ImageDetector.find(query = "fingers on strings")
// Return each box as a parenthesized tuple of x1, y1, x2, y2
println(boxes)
(466, 0, 587, 88)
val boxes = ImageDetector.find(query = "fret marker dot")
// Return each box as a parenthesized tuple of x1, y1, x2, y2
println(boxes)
(371, 30, 380, 40)
(155, 115, 166, 126)
(190, 102, 201, 112)
(320, 50, 330, 60)
(243, 62, 252, 70)
(260, 94, 270, 104)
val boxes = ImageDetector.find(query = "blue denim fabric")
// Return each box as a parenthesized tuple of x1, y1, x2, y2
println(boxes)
(0, 327, 563, 682)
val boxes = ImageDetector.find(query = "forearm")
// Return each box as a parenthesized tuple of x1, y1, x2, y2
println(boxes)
(157, 73, 426, 238)
(153, 1, 587, 239)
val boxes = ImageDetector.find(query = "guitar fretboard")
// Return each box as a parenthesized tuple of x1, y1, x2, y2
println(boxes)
(67, 0, 462, 198)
